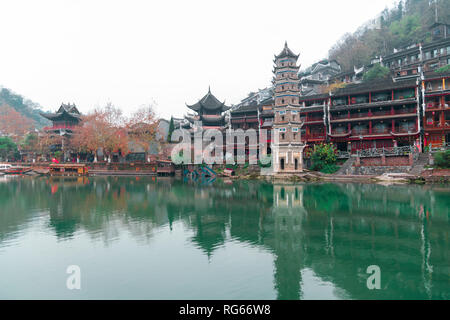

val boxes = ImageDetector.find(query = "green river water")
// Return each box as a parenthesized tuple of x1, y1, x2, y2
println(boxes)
(0, 175, 448, 299)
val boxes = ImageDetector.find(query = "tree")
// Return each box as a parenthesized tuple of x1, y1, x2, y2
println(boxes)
(0, 136, 19, 161)
(126, 104, 158, 156)
(0, 104, 34, 138)
(328, 0, 450, 72)
(70, 103, 129, 162)
(36, 131, 62, 160)
(0, 88, 49, 128)
(363, 64, 391, 81)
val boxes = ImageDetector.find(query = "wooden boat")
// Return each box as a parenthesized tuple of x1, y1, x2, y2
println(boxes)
(4, 166, 32, 175)
(0, 164, 12, 172)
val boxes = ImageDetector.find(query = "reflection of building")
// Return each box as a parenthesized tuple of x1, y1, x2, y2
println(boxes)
(271, 42, 305, 173)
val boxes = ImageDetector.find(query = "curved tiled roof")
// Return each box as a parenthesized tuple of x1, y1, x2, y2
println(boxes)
(274, 41, 299, 60)
(186, 88, 230, 112)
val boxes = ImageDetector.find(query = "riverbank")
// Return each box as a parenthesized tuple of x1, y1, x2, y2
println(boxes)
(218, 166, 450, 184)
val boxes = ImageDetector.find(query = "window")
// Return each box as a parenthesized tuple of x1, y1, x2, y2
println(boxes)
(425, 52, 431, 59)
(410, 55, 416, 62)
(293, 133, 297, 139)
(281, 133, 285, 139)
(281, 116, 285, 121)
(447, 46, 450, 54)
(440, 48, 445, 55)
(433, 49, 438, 57)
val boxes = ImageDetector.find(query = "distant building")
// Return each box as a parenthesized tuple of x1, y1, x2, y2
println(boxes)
(299, 59, 341, 95)
(382, 24, 450, 81)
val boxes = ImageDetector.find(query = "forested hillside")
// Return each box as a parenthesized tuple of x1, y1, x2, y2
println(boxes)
(329, 0, 450, 71)
(0, 87, 50, 130)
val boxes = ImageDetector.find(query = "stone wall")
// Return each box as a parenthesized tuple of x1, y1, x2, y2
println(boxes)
(350, 165, 412, 175)
(359, 155, 410, 166)
(349, 154, 413, 175)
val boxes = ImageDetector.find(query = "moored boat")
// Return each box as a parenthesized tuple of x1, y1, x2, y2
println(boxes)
(0, 163, 13, 172)
(4, 166, 32, 175)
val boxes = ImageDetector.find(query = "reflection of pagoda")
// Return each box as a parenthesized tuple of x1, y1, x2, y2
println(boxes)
(40, 103, 81, 136)
(185, 88, 230, 131)
(271, 185, 307, 299)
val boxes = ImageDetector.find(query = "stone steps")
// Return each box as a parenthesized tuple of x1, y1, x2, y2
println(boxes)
(409, 153, 429, 176)
(335, 157, 356, 175)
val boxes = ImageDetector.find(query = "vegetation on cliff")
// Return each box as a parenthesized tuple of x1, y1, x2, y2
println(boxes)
(329, 0, 450, 71)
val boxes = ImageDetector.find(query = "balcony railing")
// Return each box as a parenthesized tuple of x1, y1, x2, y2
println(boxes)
(395, 108, 416, 114)
(350, 113, 369, 119)
(304, 133, 326, 140)
(424, 121, 450, 129)
(304, 117, 323, 122)
(356, 146, 418, 158)
(43, 124, 75, 131)
(371, 128, 390, 134)
(371, 110, 391, 116)
(351, 129, 370, 135)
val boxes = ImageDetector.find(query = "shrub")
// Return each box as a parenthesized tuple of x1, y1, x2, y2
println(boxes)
(363, 64, 390, 82)
(434, 150, 450, 169)
(308, 143, 338, 173)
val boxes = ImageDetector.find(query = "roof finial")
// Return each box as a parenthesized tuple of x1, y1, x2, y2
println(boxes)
(208, 85, 211, 93)
(284, 41, 288, 48)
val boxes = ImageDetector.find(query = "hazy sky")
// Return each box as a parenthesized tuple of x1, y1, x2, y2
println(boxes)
(0, 0, 397, 120)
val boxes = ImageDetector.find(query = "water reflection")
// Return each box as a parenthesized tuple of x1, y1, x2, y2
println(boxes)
(0, 176, 449, 299)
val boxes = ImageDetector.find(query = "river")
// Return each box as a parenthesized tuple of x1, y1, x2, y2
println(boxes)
(0, 175, 448, 299)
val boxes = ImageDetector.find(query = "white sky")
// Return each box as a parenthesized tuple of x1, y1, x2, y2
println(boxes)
(0, 0, 397, 120)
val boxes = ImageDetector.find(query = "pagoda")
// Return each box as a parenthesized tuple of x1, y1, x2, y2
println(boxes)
(185, 88, 230, 131)
(271, 42, 305, 173)
(40, 103, 81, 136)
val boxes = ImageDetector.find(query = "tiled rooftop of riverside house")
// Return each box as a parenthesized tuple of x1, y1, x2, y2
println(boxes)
(331, 78, 417, 96)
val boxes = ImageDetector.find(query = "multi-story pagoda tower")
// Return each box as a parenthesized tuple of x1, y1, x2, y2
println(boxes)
(271, 42, 305, 173)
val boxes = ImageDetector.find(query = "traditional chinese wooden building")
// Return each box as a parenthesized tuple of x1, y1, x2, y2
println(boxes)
(185, 88, 230, 131)
(328, 78, 420, 153)
(298, 93, 328, 151)
(422, 71, 450, 148)
(40, 103, 81, 136)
